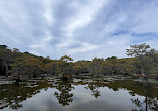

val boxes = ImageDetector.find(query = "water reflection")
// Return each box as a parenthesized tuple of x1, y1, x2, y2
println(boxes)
(0, 79, 158, 111)
(0, 81, 52, 110)
(54, 81, 74, 106)
(130, 81, 158, 111)
(84, 82, 102, 98)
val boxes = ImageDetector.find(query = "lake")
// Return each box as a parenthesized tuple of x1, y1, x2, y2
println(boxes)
(0, 78, 158, 111)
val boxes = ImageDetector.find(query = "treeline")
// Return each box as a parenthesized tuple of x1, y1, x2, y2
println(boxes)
(0, 43, 158, 78)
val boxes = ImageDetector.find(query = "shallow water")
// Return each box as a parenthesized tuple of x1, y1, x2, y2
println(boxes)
(0, 79, 158, 111)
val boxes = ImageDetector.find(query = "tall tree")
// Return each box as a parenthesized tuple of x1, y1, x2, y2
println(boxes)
(60, 55, 73, 62)
(11, 54, 43, 78)
(126, 43, 157, 77)
(0, 49, 14, 76)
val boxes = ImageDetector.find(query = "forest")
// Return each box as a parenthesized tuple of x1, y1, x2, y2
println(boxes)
(0, 43, 158, 80)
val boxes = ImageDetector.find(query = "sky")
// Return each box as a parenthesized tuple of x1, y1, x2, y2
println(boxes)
(0, 0, 158, 61)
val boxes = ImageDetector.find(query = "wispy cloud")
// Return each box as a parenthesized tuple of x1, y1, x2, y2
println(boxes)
(62, 0, 109, 37)
(56, 0, 109, 54)
(0, 0, 158, 60)
(42, 0, 54, 26)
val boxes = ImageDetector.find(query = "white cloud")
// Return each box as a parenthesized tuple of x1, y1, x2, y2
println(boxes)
(63, 0, 109, 37)
(126, 1, 158, 35)
(29, 31, 53, 56)
(42, 0, 54, 26)
(0, 0, 158, 60)
(56, 39, 98, 54)
(56, 0, 109, 54)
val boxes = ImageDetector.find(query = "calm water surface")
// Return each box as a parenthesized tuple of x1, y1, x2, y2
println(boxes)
(0, 78, 158, 111)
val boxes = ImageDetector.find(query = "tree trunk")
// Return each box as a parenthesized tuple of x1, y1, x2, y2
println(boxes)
(28, 66, 31, 78)
(145, 95, 148, 111)
(5, 64, 8, 77)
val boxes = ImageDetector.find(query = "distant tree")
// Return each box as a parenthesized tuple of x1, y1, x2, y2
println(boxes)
(0, 45, 8, 49)
(126, 43, 150, 75)
(44, 60, 59, 75)
(13, 48, 20, 52)
(0, 43, 157, 79)
(11, 54, 43, 78)
(46, 56, 50, 60)
(106, 56, 117, 60)
(126, 43, 158, 77)
(92, 57, 104, 61)
(72, 61, 90, 75)
(60, 55, 73, 62)
(105, 59, 118, 75)
(55, 55, 74, 80)
(126, 43, 150, 57)
(145, 49, 158, 77)
(0, 49, 14, 76)
(89, 59, 103, 77)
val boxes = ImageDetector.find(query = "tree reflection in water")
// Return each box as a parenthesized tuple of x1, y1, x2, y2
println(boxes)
(84, 83, 101, 98)
(0, 81, 52, 110)
(0, 79, 158, 111)
(130, 80, 158, 111)
(107, 79, 158, 111)
(54, 81, 74, 106)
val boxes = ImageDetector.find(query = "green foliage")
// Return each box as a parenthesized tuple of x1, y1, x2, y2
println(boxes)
(13, 48, 20, 52)
(92, 57, 104, 61)
(106, 56, 118, 60)
(11, 54, 43, 77)
(60, 55, 73, 62)
(0, 43, 158, 78)
(126, 43, 150, 57)
(126, 43, 158, 75)
(0, 45, 8, 49)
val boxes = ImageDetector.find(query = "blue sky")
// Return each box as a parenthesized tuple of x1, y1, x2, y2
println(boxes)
(0, 0, 158, 61)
